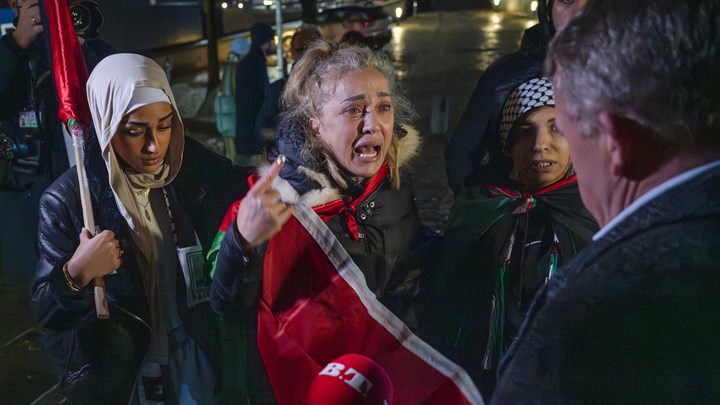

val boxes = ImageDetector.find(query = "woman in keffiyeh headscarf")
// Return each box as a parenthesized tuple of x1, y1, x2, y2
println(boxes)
(422, 77, 599, 399)
(32, 53, 247, 404)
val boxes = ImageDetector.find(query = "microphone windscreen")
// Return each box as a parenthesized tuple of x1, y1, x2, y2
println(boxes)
(307, 354, 393, 405)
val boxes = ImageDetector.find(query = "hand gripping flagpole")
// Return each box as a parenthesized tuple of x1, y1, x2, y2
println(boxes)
(69, 119, 109, 318)
(44, 0, 109, 319)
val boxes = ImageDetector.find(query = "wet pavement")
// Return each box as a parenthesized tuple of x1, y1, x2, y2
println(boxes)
(0, 8, 536, 403)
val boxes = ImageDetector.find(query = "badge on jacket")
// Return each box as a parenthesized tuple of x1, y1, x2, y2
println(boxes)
(18, 109, 39, 128)
(177, 235, 210, 307)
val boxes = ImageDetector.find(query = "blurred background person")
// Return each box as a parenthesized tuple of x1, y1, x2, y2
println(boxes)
(255, 24, 321, 144)
(215, 36, 251, 164)
(0, 0, 115, 183)
(234, 22, 274, 168)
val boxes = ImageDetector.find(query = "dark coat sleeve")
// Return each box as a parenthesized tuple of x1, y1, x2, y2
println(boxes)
(32, 170, 96, 331)
(175, 136, 252, 249)
(210, 221, 265, 316)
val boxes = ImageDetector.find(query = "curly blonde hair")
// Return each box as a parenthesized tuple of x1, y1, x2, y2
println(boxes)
(280, 40, 416, 189)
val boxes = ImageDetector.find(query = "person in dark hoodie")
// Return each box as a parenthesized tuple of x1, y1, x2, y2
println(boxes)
(234, 22, 275, 167)
(444, 0, 588, 195)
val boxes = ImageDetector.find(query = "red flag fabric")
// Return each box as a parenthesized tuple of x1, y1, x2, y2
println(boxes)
(258, 202, 484, 404)
(44, 0, 91, 130)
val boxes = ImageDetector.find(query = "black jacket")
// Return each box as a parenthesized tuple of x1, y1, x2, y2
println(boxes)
(32, 133, 248, 403)
(214, 118, 431, 318)
(493, 163, 720, 404)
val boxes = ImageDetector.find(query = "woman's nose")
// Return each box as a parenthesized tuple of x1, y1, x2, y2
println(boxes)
(362, 110, 380, 134)
(533, 129, 552, 151)
(144, 132, 159, 152)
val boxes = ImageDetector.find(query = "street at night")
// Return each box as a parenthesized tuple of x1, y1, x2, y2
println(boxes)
(0, 4, 537, 403)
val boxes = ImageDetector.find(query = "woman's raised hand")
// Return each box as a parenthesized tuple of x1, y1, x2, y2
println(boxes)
(236, 156, 295, 248)
(66, 228, 123, 288)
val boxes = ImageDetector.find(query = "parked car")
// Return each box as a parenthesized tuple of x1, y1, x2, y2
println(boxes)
(315, 4, 392, 49)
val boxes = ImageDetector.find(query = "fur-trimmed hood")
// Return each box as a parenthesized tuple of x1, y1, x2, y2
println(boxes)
(266, 118, 421, 207)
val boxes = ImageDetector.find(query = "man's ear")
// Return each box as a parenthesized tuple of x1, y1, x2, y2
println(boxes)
(597, 111, 658, 180)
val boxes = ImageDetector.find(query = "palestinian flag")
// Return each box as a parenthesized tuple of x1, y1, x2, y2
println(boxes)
(258, 202, 483, 404)
(207, 198, 241, 279)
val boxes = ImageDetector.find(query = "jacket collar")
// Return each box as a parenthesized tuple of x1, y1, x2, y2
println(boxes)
(596, 163, 720, 249)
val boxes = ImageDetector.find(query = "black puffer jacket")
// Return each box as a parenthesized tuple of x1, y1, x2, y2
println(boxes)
(444, 1, 554, 194)
(213, 118, 431, 319)
(32, 133, 248, 403)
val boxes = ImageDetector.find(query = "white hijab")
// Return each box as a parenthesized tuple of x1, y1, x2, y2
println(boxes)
(86, 53, 184, 267)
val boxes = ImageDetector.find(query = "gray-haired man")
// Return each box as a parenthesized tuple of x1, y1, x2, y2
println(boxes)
(493, 1, 720, 402)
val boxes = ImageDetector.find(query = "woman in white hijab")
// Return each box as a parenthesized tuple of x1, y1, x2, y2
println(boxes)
(32, 53, 247, 404)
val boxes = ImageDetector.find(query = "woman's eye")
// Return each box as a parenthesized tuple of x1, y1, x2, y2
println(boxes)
(157, 125, 172, 133)
(379, 104, 392, 113)
(519, 125, 533, 135)
(345, 106, 363, 115)
(125, 128, 145, 137)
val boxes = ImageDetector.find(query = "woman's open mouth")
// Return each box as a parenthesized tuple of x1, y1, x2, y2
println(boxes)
(531, 160, 555, 172)
(354, 143, 381, 160)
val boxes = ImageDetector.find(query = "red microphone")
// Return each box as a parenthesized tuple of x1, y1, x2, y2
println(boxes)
(307, 354, 394, 405)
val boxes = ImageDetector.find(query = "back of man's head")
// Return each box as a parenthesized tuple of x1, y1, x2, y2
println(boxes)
(548, 0, 720, 148)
